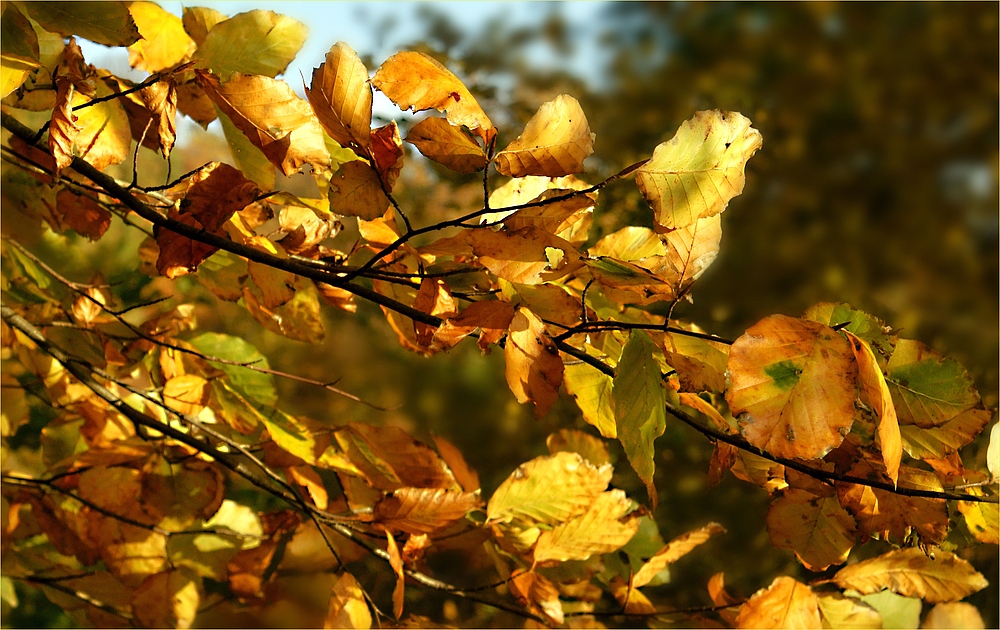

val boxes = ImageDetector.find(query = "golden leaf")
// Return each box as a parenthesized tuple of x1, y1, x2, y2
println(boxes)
(72, 80, 131, 171)
(766, 488, 856, 572)
(405, 117, 487, 173)
(469, 225, 582, 285)
(736, 576, 821, 629)
(181, 6, 226, 47)
(588, 226, 667, 261)
(328, 160, 390, 220)
(196, 10, 306, 78)
(494, 94, 595, 177)
(430, 434, 480, 493)
(432, 299, 515, 352)
(845, 332, 901, 486)
(631, 522, 726, 588)
(533, 490, 639, 564)
(504, 307, 564, 418)
(832, 548, 989, 604)
(657, 214, 723, 291)
(372, 487, 481, 535)
(546, 428, 611, 467)
(386, 531, 405, 619)
(815, 594, 881, 629)
(127, 2, 195, 73)
(130, 568, 201, 630)
(306, 42, 372, 152)
(48, 78, 78, 176)
(510, 571, 564, 625)
(162, 374, 210, 416)
(325, 572, 372, 629)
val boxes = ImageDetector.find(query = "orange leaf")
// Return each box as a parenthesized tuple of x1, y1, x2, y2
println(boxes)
(468, 226, 582, 285)
(371, 51, 494, 142)
(325, 572, 372, 629)
(494, 94, 594, 177)
(631, 522, 726, 588)
(328, 160, 390, 220)
(412, 278, 457, 347)
(405, 117, 487, 173)
(430, 434, 480, 492)
(286, 465, 329, 511)
(432, 300, 515, 352)
(726, 315, 858, 460)
(54, 188, 111, 241)
(162, 374, 210, 416)
(386, 531, 405, 619)
(372, 487, 480, 535)
(130, 568, 201, 629)
(765, 487, 856, 572)
(510, 571, 564, 625)
(736, 576, 821, 629)
(832, 548, 989, 604)
(504, 307, 564, 418)
(846, 331, 901, 486)
(49, 78, 78, 176)
(306, 41, 372, 152)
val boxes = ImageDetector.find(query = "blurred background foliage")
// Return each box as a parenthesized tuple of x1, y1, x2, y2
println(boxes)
(6, 2, 997, 627)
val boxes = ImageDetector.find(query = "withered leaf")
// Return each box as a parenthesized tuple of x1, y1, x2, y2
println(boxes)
(494, 94, 595, 178)
(372, 487, 481, 535)
(405, 117, 487, 173)
(504, 307, 564, 418)
(54, 188, 111, 241)
(307, 42, 372, 152)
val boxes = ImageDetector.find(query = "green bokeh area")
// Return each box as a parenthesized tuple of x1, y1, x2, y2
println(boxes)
(3, 2, 997, 628)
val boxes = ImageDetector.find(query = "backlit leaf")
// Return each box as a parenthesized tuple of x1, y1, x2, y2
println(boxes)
(386, 531, 404, 618)
(468, 226, 581, 285)
(922, 602, 986, 629)
(533, 489, 638, 564)
(1, 4, 39, 98)
(814, 594, 881, 629)
(405, 117, 486, 173)
(54, 188, 111, 241)
(510, 571, 564, 625)
(217, 107, 276, 189)
(131, 568, 201, 630)
(504, 307, 564, 418)
(660, 331, 729, 394)
(846, 332, 901, 486)
(659, 214, 723, 291)
(563, 360, 617, 439)
(832, 548, 988, 604)
(242, 276, 325, 344)
(546, 428, 611, 467)
(636, 110, 761, 230)
(431, 434, 480, 492)
(127, 2, 195, 73)
(613, 330, 666, 506)
(766, 488, 856, 572)
(432, 299, 515, 352)
(956, 500, 999, 544)
(371, 51, 494, 142)
(198, 71, 329, 176)
(162, 374, 210, 416)
(307, 42, 372, 152)
(325, 572, 372, 629)
(988, 421, 999, 480)
(726, 314, 858, 460)
(333, 422, 457, 491)
(487, 451, 612, 526)
(263, 409, 317, 465)
(631, 522, 725, 588)
(885, 339, 984, 429)
(328, 160, 390, 220)
(898, 407, 992, 460)
(370, 121, 404, 190)
(585, 256, 676, 306)
(181, 6, 226, 46)
(589, 226, 667, 261)
(188, 332, 277, 407)
(22, 2, 140, 47)
(735, 576, 821, 629)
(802, 303, 896, 363)
(197, 10, 306, 77)
(494, 94, 595, 177)
(372, 487, 480, 535)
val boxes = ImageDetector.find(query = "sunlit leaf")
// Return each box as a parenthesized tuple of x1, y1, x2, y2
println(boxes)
(766, 487, 856, 572)
(898, 407, 992, 460)
(262, 409, 317, 465)
(162, 374, 210, 416)
(371, 51, 494, 142)
(332, 422, 457, 491)
(325, 572, 372, 629)
(659, 214, 722, 291)
(372, 487, 480, 535)
(405, 117, 486, 173)
(242, 276, 325, 344)
(197, 10, 306, 77)
(181, 6, 226, 46)
(546, 428, 611, 467)
(504, 307, 564, 418)
(127, 2, 195, 73)
(189, 332, 277, 407)
(328, 160, 390, 220)
(385, 531, 405, 618)
(989, 421, 999, 481)
(510, 571, 564, 625)
(589, 226, 667, 261)
(533, 490, 638, 564)
(306, 42, 372, 152)
(585, 257, 676, 306)
(726, 314, 858, 460)
(48, 79, 78, 176)
(217, 107, 275, 189)
(494, 94, 594, 177)
(631, 522, 725, 588)
(1, 4, 39, 98)
(802, 303, 896, 364)
(370, 121, 404, 190)
(71, 79, 131, 172)
(430, 434, 480, 493)
(22, 1, 140, 47)
(613, 330, 666, 506)
(636, 110, 761, 230)
(832, 548, 988, 604)
(885, 339, 984, 429)
(922, 602, 986, 629)
(131, 568, 201, 629)
(563, 360, 617, 439)
(846, 332, 901, 485)
(957, 499, 999, 545)
(735, 576, 821, 629)
(468, 226, 581, 285)
(660, 331, 729, 394)
(815, 593, 881, 630)
(432, 299, 514, 352)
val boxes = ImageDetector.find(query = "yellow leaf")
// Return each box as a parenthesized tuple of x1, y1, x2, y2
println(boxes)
(898, 407, 992, 460)
(386, 531, 405, 619)
(657, 214, 723, 291)
(131, 568, 201, 630)
(922, 602, 986, 629)
(328, 160, 390, 220)
(469, 225, 581, 285)
(162, 374, 210, 416)
(325, 572, 372, 629)
(510, 571, 564, 625)
(127, 2, 195, 73)
(494, 94, 595, 177)
(563, 360, 617, 438)
(636, 110, 762, 230)
(736, 576, 821, 629)
(957, 498, 999, 545)
(286, 465, 329, 511)
(546, 428, 611, 466)
(662, 331, 729, 394)
(217, 106, 275, 189)
(22, 1, 140, 47)
(885, 339, 984, 429)
(181, 6, 226, 47)
(846, 332, 901, 486)
(371, 51, 494, 142)
(405, 117, 487, 173)
(815, 594, 881, 629)
(588, 226, 667, 261)
(766, 488, 856, 572)
(832, 548, 989, 604)
(197, 71, 330, 176)
(487, 451, 611, 526)
(726, 315, 858, 460)
(504, 307, 564, 418)
(307, 42, 372, 152)
(610, 576, 656, 615)
(431, 434, 480, 493)
(533, 490, 639, 564)
(988, 421, 999, 480)
(242, 276, 325, 344)
(332, 422, 458, 491)
(372, 487, 481, 535)
(196, 10, 306, 78)
(585, 257, 676, 306)
(248, 261, 296, 308)
(631, 522, 725, 588)
(72, 80, 131, 171)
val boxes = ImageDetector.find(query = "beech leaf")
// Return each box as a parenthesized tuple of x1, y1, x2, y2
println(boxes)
(563, 360, 617, 438)
(372, 487, 480, 535)
(533, 489, 639, 564)
(197, 10, 306, 78)
(494, 94, 595, 177)
(22, 1, 140, 47)
(131, 568, 201, 630)
(846, 331, 901, 485)
(636, 109, 762, 230)
(922, 602, 987, 629)
(432, 299, 515, 352)
(726, 314, 858, 460)
(658, 214, 723, 291)
(325, 572, 372, 629)
(328, 160, 390, 220)
(504, 307, 564, 417)
(735, 576, 822, 629)
(468, 225, 581, 285)
(127, 2, 195, 73)
(405, 117, 487, 173)
(832, 548, 989, 604)
(766, 488, 856, 572)
(307, 42, 373, 151)
(631, 522, 725, 588)
(546, 428, 611, 466)
(885, 339, 984, 429)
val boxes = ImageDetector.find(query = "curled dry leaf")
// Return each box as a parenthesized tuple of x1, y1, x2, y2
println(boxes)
(307, 41, 372, 152)
(494, 94, 595, 178)
(726, 314, 858, 460)
(48, 78, 78, 176)
(832, 548, 989, 604)
(371, 51, 494, 142)
(405, 117, 487, 173)
(845, 331, 901, 486)
(504, 307, 564, 418)
(637, 109, 762, 231)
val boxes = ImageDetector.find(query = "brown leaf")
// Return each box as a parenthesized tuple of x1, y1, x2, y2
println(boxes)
(631, 522, 726, 588)
(832, 548, 989, 604)
(328, 160, 390, 220)
(197, 70, 329, 176)
(109, 76, 178, 158)
(306, 42, 372, 152)
(54, 188, 111, 241)
(372, 487, 481, 535)
(766, 487, 856, 571)
(176, 81, 217, 127)
(49, 78, 78, 176)
(412, 278, 458, 347)
(371, 51, 494, 142)
(386, 531, 405, 619)
(736, 576, 821, 629)
(432, 300, 515, 352)
(325, 572, 372, 629)
(405, 117, 487, 173)
(609, 576, 656, 615)
(494, 94, 595, 177)
(370, 122, 404, 190)
(504, 307, 564, 418)
(155, 210, 219, 279)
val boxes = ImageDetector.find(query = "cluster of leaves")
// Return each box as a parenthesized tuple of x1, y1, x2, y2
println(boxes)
(0, 2, 997, 628)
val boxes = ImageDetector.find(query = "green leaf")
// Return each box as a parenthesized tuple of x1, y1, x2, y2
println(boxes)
(563, 361, 617, 438)
(802, 302, 897, 363)
(857, 591, 921, 629)
(264, 409, 317, 464)
(21, 1, 140, 47)
(885, 339, 982, 429)
(196, 10, 307, 78)
(189, 333, 277, 407)
(613, 330, 666, 506)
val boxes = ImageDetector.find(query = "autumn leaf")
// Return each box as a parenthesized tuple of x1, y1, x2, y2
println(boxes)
(111, 77, 179, 159)
(181, 6, 226, 47)
(533, 489, 639, 564)
(736, 576, 821, 629)
(563, 360, 617, 438)
(1, 4, 39, 98)
(846, 331, 901, 485)
(53, 188, 111, 241)
(386, 531, 405, 618)
(328, 160, 390, 220)
(325, 572, 372, 629)
(885, 339, 985, 429)
(546, 428, 611, 467)
(504, 307, 564, 418)
(494, 94, 595, 177)
(332, 422, 458, 491)
(431, 434, 480, 493)
(48, 79, 78, 177)
(468, 225, 582, 285)
(802, 303, 897, 364)
(660, 331, 729, 394)
(956, 499, 999, 545)
(371, 51, 494, 142)
(127, 2, 195, 73)
(130, 568, 201, 630)
(589, 226, 667, 261)
(243, 276, 325, 344)
(372, 487, 480, 535)
(832, 548, 989, 604)
(613, 330, 666, 507)
(726, 314, 858, 460)
(815, 593, 881, 629)
(585, 256, 676, 306)
(196, 10, 306, 77)
(636, 110, 762, 230)
(71, 80, 131, 171)
(307, 42, 373, 152)
(922, 602, 987, 629)
(162, 374, 210, 416)
(22, 2, 141, 47)
(432, 299, 515, 352)
(631, 522, 725, 588)
(510, 571, 564, 625)
(198, 70, 329, 176)
(898, 407, 992, 460)
(405, 117, 487, 173)
(370, 122, 404, 190)
(766, 487, 856, 572)
(658, 214, 723, 291)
